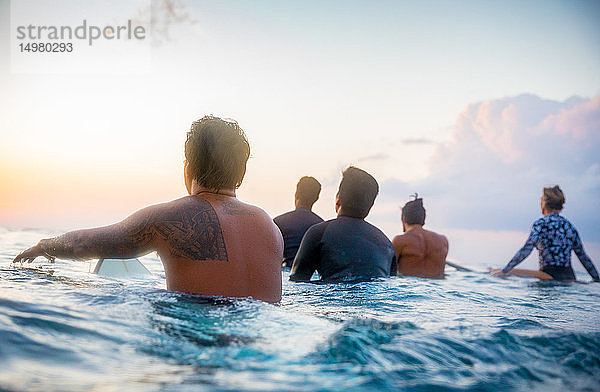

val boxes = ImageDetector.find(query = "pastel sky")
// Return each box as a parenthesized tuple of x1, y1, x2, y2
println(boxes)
(1, 0, 599, 268)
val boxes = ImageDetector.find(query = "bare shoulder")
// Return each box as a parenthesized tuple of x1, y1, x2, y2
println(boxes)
(220, 198, 282, 247)
(142, 196, 213, 220)
(221, 198, 258, 215)
(423, 228, 446, 241)
(147, 195, 200, 211)
(434, 231, 449, 246)
(119, 198, 184, 225)
(440, 233, 449, 246)
(219, 197, 270, 219)
(218, 197, 279, 232)
(426, 229, 449, 250)
(392, 233, 409, 248)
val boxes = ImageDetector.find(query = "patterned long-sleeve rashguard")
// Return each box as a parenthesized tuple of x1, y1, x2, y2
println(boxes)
(502, 213, 600, 281)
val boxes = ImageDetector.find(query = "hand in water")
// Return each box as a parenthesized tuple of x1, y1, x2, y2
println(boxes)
(490, 268, 508, 277)
(13, 240, 56, 264)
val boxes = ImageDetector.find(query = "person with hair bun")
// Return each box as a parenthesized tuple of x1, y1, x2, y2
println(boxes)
(492, 186, 599, 282)
(392, 195, 449, 279)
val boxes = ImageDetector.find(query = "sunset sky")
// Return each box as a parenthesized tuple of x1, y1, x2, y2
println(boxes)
(1, 0, 599, 267)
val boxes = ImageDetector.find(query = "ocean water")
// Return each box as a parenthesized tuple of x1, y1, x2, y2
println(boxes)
(1, 227, 599, 392)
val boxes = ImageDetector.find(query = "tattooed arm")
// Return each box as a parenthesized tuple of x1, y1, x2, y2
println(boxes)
(13, 206, 159, 263)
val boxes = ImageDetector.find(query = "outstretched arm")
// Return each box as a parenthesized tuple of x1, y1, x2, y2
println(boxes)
(573, 232, 600, 282)
(13, 206, 159, 263)
(500, 222, 541, 274)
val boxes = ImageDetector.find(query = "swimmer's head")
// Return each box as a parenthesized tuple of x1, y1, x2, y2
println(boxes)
(184, 116, 250, 192)
(295, 176, 321, 209)
(336, 166, 378, 219)
(542, 185, 565, 212)
(402, 196, 426, 226)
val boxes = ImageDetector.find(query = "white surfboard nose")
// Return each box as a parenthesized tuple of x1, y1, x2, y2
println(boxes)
(93, 258, 152, 278)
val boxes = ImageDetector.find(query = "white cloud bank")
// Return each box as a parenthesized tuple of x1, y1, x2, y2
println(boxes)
(378, 94, 600, 240)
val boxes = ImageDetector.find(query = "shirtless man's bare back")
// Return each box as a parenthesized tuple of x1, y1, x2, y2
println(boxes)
(13, 116, 283, 303)
(392, 197, 448, 279)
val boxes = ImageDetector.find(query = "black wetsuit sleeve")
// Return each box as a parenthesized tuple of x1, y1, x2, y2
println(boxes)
(573, 231, 600, 281)
(273, 217, 281, 230)
(289, 224, 323, 282)
(502, 221, 541, 273)
(390, 255, 398, 276)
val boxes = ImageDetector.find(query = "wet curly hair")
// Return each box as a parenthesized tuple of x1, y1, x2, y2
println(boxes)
(184, 115, 250, 191)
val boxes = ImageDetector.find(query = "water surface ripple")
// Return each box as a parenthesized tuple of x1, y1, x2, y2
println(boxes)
(1, 228, 599, 391)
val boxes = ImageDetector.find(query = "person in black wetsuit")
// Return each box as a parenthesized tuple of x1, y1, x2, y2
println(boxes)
(491, 186, 600, 282)
(289, 167, 396, 282)
(274, 177, 324, 267)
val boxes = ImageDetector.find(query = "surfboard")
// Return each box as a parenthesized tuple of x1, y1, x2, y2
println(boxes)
(445, 260, 476, 272)
(92, 258, 151, 278)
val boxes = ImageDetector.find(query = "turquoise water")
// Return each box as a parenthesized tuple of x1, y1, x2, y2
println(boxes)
(1, 227, 599, 391)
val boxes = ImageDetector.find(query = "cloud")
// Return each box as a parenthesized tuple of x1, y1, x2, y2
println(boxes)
(379, 94, 600, 240)
(356, 153, 390, 162)
(400, 137, 435, 145)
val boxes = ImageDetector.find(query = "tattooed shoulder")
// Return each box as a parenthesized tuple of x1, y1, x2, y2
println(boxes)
(153, 198, 229, 261)
(221, 199, 257, 216)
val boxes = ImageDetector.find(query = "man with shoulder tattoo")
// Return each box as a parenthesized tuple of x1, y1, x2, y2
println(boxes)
(13, 116, 284, 303)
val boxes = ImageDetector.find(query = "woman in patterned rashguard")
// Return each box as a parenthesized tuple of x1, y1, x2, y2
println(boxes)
(492, 186, 600, 282)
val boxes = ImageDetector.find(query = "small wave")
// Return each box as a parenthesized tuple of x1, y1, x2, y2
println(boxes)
(0, 298, 83, 320)
(308, 321, 600, 391)
(313, 318, 419, 365)
(495, 317, 551, 330)
(0, 329, 82, 365)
